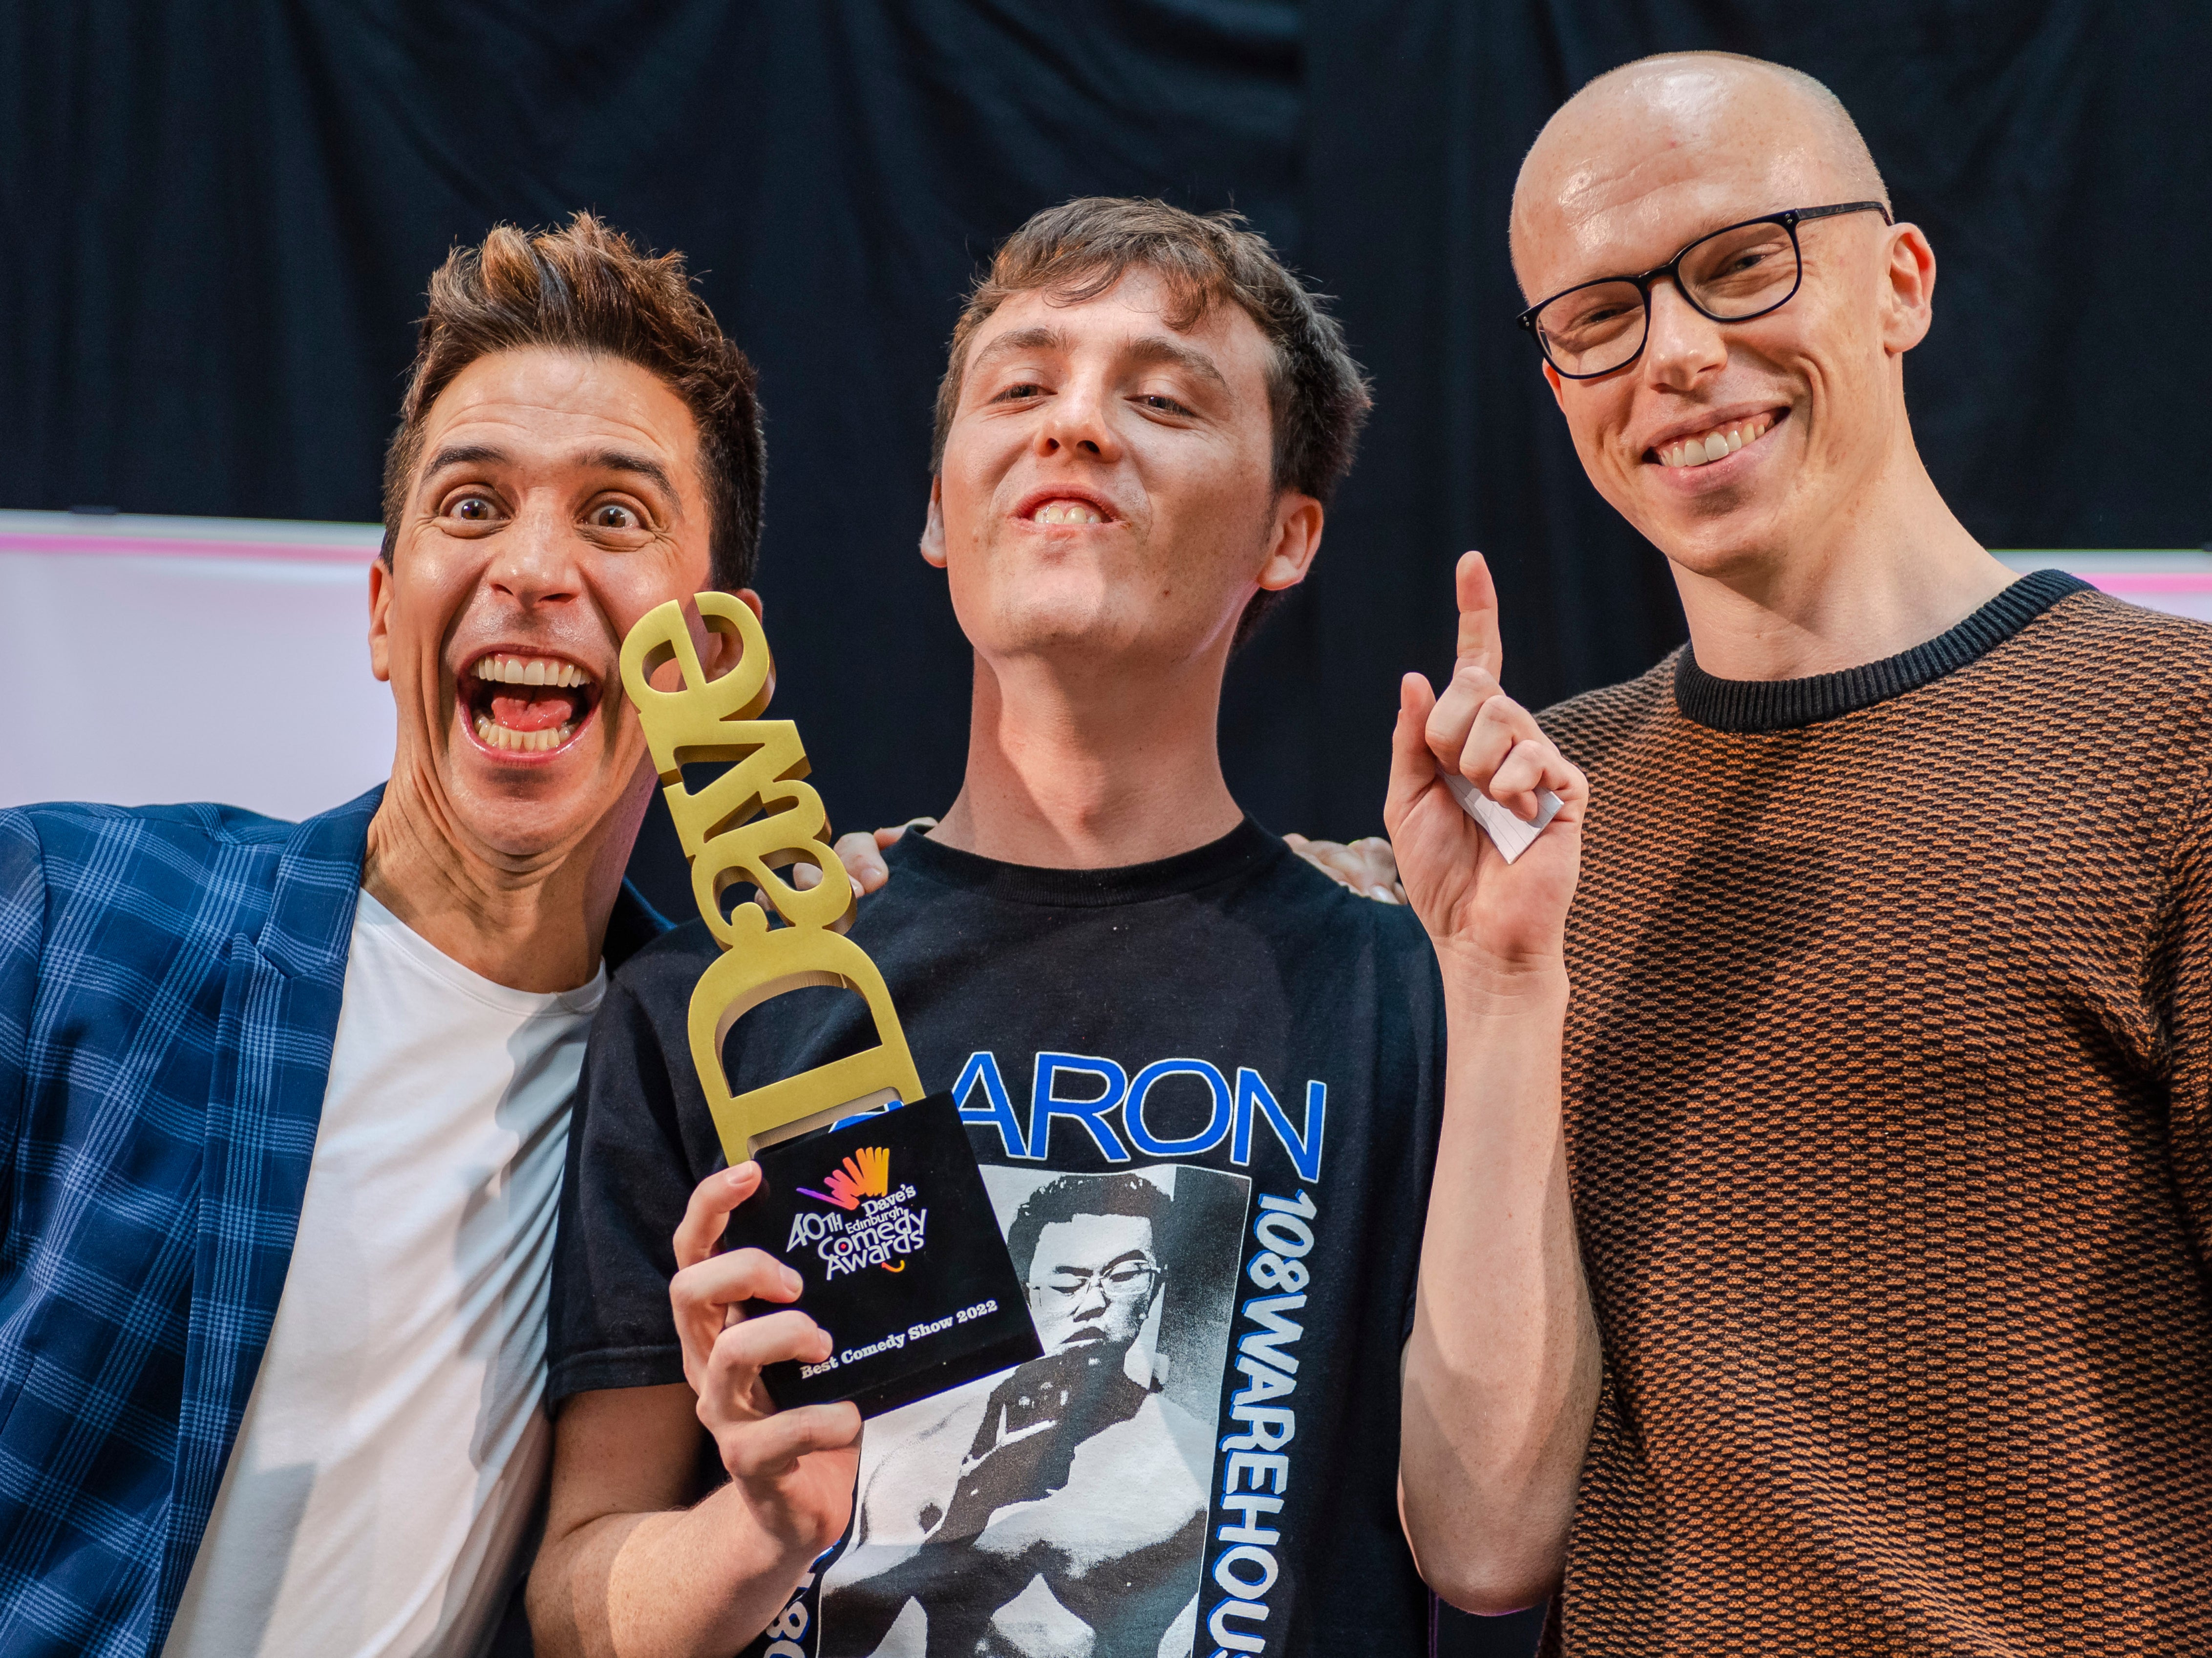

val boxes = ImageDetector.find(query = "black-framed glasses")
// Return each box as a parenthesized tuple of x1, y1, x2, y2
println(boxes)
(1516, 201, 1893, 380)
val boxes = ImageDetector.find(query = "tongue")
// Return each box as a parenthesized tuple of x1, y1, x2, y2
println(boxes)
(490, 689, 580, 732)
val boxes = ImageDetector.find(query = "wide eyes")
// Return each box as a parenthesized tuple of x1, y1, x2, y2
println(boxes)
(435, 490, 649, 532)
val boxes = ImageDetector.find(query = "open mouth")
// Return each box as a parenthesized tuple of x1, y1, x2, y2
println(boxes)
(458, 652, 601, 757)
(1650, 410, 1784, 471)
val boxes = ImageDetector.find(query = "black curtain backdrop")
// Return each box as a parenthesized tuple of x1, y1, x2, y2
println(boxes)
(9, 6, 2209, 1654)
(12, 1, 2210, 875)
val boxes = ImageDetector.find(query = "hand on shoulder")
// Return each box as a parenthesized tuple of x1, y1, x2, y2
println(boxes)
(1283, 833, 1406, 904)
(777, 818, 939, 929)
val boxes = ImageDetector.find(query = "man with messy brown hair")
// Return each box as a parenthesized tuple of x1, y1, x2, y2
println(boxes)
(927, 195, 1372, 652)
(534, 193, 1586, 1658)
(0, 211, 862, 1658)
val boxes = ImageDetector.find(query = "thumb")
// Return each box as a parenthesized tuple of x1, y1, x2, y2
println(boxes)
(1384, 673, 1439, 834)
(674, 1163, 761, 1271)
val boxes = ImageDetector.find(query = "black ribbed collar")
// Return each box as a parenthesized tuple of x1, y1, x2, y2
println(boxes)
(1673, 568, 2091, 734)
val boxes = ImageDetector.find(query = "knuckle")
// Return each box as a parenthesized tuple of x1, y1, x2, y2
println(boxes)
(729, 1246, 781, 1278)
(709, 1329, 755, 1382)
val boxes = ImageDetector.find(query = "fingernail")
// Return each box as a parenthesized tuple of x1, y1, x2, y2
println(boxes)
(727, 1163, 754, 1186)
(783, 1266, 803, 1294)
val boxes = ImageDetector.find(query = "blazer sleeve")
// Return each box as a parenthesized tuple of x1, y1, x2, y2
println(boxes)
(0, 810, 47, 1207)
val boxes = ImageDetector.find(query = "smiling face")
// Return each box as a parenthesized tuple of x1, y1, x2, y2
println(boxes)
(1512, 59, 1929, 584)
(924, 268, 1321, 671)
(370, 345, 728, 864)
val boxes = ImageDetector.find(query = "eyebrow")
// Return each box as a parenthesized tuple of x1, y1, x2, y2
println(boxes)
(1040, 1246, 1155, 1275)
(1123, 335, 1230, 393)
(420, 444, 678, 504)
(971, 324, 1231, 394)
(421, 443, 509, 477)
(585, 449, 678, 502)
(970, 325, 1070, 369)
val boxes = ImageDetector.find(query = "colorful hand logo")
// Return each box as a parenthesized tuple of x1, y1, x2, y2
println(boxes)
(799, 1146, 891, 1211)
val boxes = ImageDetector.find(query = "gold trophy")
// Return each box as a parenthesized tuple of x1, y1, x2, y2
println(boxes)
(618, 595, 1039, 1415)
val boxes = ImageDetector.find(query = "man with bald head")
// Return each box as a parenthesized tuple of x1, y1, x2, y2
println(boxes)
(1393, 50, 2212, 1655)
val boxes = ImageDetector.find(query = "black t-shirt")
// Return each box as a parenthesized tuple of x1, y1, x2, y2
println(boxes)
(551, 820, 1445, 1657)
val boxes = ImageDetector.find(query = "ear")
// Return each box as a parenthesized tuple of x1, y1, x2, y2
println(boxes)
(919, 475, 949, 569)
(683, 587, 773, 701)
(702, 587, 766, 673)
(1880, 222, 1937, 355)
(367, 556, 393, 683)
(1543, 361, 1567, 413)
(1256, 491, 1325, 593)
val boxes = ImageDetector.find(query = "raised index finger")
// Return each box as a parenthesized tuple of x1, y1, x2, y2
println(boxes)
(1454, 551, 1503, 682)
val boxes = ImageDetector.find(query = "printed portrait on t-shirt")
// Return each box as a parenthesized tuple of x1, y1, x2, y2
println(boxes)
(817, 1161, 1249, 1658)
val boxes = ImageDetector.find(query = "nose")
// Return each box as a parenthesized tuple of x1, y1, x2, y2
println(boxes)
(487, 498, 583, 610)
(1032, 370, 1123, 465)
(1640, 279, 1729, 391)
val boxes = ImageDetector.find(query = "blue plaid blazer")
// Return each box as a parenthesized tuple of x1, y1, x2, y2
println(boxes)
(0, 787, 378, 1655)
(0, 784, 666, 1656)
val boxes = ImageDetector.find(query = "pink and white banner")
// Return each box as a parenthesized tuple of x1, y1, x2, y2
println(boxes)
(2, 511, 392, 822)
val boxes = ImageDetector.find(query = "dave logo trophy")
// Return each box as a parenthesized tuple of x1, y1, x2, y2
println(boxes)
(619, 595, 1039, 1417)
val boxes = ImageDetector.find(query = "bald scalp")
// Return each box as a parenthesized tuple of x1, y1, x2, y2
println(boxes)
(1511, 52, 1888, 287)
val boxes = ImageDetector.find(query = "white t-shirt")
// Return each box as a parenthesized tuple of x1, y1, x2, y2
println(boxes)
(167, 890, 605, 1658)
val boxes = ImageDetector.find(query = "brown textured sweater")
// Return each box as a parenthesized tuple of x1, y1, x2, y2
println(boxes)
(1538, 571, 2212, 1654)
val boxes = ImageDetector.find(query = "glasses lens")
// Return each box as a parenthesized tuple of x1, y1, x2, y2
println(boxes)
(1680, 221, 1800, 319)
(1534, 281, 1647, 377)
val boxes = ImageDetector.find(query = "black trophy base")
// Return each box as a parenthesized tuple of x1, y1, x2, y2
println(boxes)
(724, 1091, 1042, 1419)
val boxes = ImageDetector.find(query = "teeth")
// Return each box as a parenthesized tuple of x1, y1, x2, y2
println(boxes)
(1659, 415, 1773, 469)
(1032, 501, 1104, 525)
(472, 712, 578, 753)
(471, 654, 590, 687)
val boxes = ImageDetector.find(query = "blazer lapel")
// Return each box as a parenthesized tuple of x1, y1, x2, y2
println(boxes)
(152, 788, 379, 1644)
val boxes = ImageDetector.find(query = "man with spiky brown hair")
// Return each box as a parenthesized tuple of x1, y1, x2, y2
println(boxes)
(0, 214, 849, 1658)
